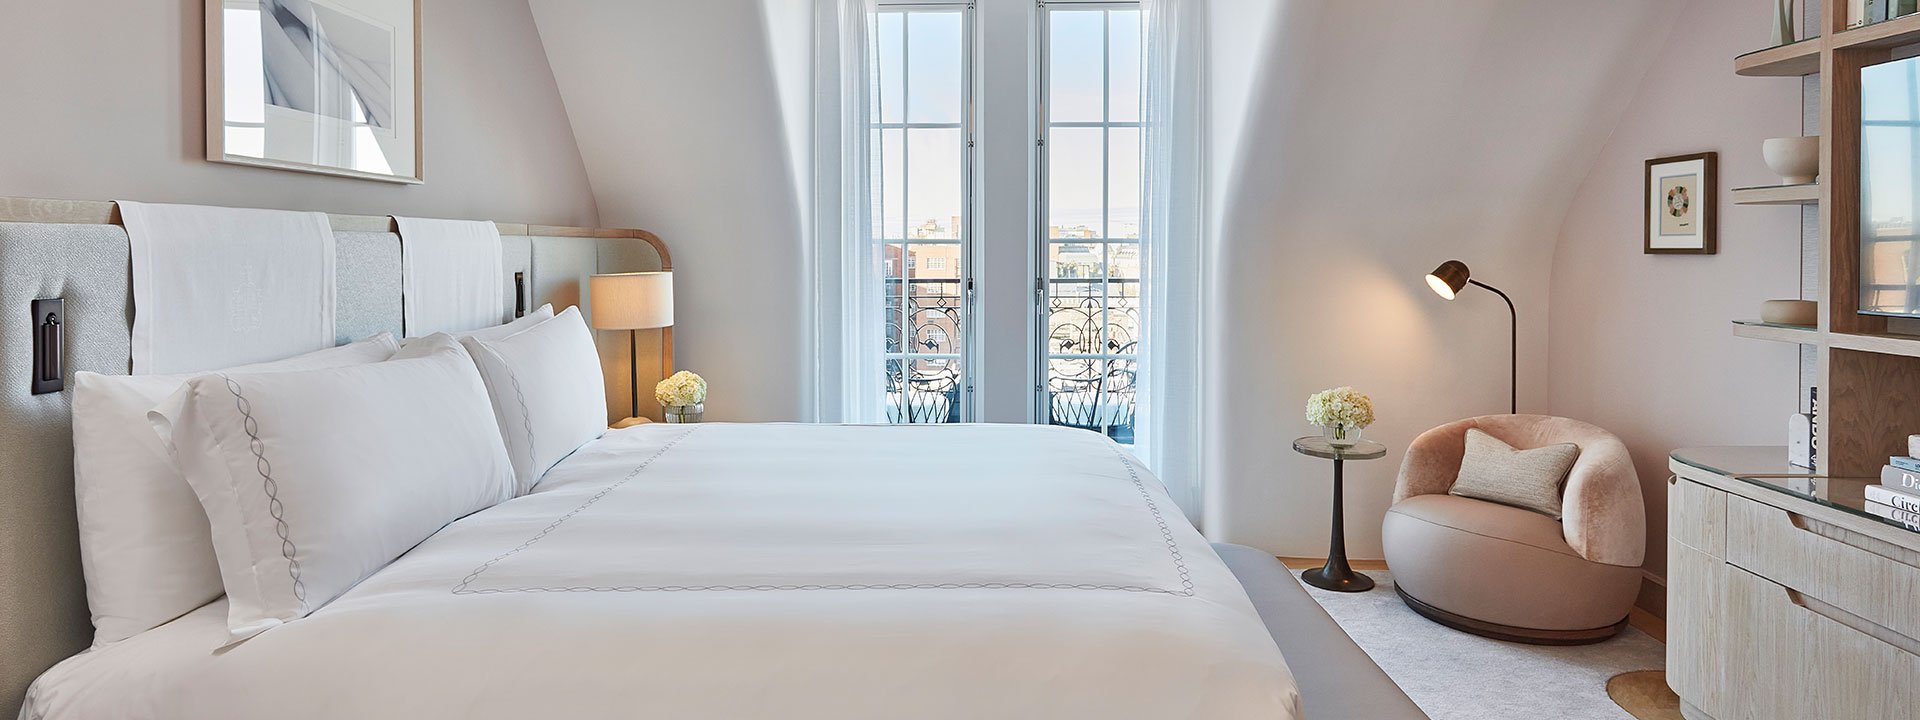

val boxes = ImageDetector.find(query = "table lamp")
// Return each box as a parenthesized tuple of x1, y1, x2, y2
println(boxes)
(589, 271, 674, 426)
(1425, 260, 1516, 415)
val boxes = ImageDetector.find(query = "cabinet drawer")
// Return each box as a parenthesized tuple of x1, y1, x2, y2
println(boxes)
(1665, 539, 1725, 716)
(1724, 566, 1920, 720)
(1668, 477, 1725, 556)
(1726, 494, 1920, 644)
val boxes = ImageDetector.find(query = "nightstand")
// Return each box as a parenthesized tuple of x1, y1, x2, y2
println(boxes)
(611, 416, 653, 429)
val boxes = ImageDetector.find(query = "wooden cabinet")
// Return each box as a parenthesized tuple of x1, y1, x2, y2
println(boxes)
(1667, 455, 1920, 720)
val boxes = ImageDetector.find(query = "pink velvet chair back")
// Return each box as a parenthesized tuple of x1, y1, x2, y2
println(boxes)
(1394, 414, 1645, 567)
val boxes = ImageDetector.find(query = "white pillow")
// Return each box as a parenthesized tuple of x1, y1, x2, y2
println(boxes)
(400, 303, 553, 347)
(461, 306, 608, 495)
(153, 334, 513, 642)
(71, 333, 400, 645)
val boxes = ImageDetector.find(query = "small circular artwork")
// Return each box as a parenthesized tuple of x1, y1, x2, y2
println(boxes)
(1665, 185, 1691, 217)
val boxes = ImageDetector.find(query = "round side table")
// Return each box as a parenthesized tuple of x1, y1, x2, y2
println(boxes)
(1293, 436, 1387, 593)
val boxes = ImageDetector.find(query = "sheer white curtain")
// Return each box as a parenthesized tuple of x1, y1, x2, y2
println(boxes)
(1136, 0, 1208, 520)
(811, 0, 887, 423)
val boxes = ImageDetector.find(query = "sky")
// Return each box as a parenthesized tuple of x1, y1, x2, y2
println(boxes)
(873, 8, 1142, 238)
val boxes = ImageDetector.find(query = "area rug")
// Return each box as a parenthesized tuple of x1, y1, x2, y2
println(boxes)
(1297, 570, 1665, 720)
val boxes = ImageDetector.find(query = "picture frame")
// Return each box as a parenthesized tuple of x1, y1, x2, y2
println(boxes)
(205, 0, 424, 184)
(1644, 152, 1717, 255)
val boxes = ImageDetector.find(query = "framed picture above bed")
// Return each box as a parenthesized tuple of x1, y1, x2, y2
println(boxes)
(1644, 152, 1717, 255)
(205, 0, 423, 184)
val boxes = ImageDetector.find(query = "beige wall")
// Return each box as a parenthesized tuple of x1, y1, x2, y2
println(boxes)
(1547, 0, 1804, 582)
(0, 0, 598, 226)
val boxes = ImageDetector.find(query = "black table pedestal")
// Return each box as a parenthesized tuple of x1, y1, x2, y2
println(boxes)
(1299, 453, 1375, 593)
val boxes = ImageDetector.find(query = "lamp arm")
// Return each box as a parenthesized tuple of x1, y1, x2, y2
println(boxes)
(1468, 279, 1517, 415)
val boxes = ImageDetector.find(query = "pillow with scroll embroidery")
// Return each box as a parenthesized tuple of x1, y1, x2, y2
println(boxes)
(152, 334, 512, 642)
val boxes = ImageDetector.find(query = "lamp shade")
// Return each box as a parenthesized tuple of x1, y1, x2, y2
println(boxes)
(589, 272, 674, 330)
(1425, 260, 1471, 300)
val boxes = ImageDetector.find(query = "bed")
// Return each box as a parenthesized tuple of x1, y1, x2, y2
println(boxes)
(24, 423, 1299, 719)
(1, 197, 1422, 719)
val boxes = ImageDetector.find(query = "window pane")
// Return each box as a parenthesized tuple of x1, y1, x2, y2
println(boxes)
(1046, 281, 1102, 354)
(1107, 242, 1140, 279)
(1048, 11, 1104, 123)
(909, 283, 964, 354)
(907, 128, 964, 240)
(1105, 278, 1140, 354)
(877, 12, 905, 124)
(1049, 242, 1103, 279)
(1108, 10, 1142, 122)
(879, 128, 904, 239)
(1048, 127, 1103, 236)
(906, 12, 964, 124)
(1107, 127, 1140, 238)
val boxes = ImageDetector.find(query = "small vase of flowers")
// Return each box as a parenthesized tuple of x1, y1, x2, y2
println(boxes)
(1306, 386, 1374, 448)
(656, 370, 708, 424)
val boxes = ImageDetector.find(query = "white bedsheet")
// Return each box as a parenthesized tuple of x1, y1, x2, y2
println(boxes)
(25, 423, 1299, 720)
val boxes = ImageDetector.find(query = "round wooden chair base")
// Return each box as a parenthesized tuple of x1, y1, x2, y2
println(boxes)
(1395, 586, 1628, 646)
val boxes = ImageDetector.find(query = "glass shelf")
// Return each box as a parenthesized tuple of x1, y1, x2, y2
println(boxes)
(1671, 446, 1917, 535)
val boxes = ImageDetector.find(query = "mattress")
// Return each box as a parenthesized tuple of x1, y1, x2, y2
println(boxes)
(23, 423, 1300, 720)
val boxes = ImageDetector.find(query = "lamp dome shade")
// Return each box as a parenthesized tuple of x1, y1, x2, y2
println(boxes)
(589, 272, 674, 330)
(1425, 260, 1471, 300)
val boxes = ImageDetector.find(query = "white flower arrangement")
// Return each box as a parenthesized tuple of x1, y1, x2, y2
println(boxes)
(655, 370, 708, 408)
(1305, 386, 1374, 429)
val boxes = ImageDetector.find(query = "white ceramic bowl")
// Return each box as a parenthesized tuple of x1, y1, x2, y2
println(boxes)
(1762, 137, 1819, 185)
(1760, 299, 1817, 327)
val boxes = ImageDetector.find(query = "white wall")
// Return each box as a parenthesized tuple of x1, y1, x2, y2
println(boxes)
(0, 0, 598, 225)
(530, 0, 814, 422)
(1548, 0, 1803, 582)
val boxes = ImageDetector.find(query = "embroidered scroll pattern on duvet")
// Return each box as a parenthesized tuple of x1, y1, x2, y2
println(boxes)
(451, 427, 1194, 597)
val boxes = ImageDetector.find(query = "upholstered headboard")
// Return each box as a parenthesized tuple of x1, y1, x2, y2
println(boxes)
(0, 197, 673, 713)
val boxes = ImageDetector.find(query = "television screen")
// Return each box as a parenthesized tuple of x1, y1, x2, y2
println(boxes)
(1862, 56, 1920, 317)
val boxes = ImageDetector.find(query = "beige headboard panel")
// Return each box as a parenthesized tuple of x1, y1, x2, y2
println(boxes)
(0, 196, 672, 714)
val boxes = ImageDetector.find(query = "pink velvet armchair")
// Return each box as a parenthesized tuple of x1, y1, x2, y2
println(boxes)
(1381, 415, 1645, 644)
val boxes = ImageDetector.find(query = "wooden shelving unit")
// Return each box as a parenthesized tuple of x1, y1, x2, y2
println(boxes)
(1731, 5, 1920, 476)
(1731, 183, 1820, 205)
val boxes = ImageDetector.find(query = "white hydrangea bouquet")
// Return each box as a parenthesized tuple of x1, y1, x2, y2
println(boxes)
(1306, 386, 1374, 448)
(655, 370, 708, 423)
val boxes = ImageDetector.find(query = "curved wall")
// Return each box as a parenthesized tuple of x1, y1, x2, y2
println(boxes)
(1204, 1, 1674, 556)
(1547, 0, 1803, 583)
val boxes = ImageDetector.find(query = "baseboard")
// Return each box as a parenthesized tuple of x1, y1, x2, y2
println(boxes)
(1634, 571, 1666, 619)
(1629, 571, 1666, 642)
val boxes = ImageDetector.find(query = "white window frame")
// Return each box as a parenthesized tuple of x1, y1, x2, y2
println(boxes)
(874, 0, 978, 422)
(1034, 0, 1143, 434)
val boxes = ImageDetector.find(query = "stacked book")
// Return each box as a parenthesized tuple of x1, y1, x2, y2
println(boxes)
(1870, 456, 1920, 531)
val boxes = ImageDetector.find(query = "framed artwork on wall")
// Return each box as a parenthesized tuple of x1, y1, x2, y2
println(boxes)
(1644, 152, 1717, 254)
(205, 0, 423, 184)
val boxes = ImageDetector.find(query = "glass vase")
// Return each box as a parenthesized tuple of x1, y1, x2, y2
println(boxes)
(664, 403, 704, 424)
(1322, 423, 1362, 448)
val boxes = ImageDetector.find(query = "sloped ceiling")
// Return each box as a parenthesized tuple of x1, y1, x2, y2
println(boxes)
(528, 0, 813, 421)
(529, 0, 1682, 554)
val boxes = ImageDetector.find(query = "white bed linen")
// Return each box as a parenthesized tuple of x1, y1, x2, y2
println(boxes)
(393, 216, 506, 336)
(119, 201, 336, 374)
(25, 423, 1299, 720)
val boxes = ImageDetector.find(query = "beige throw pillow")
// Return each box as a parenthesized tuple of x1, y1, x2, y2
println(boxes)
(1448, 428, 1579, 519)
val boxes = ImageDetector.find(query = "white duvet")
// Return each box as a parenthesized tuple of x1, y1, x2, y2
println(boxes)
(26, 423, 1300, 720)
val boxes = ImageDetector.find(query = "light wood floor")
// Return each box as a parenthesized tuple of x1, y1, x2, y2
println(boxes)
(1272, 555, 1665, 642)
